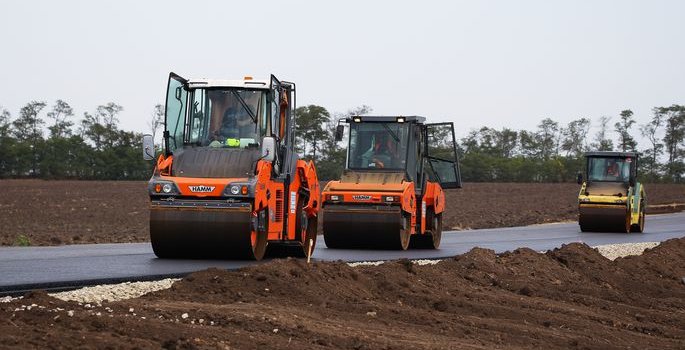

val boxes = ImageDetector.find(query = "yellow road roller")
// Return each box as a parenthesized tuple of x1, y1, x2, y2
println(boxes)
(577, 151, 645, 233)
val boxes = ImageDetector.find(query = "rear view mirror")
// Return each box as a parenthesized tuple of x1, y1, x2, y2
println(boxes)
(576, 172, 583, 185)
(261, 136, 276, 162)
(335, 125, 344, 142)
(142, 134, 155, 161)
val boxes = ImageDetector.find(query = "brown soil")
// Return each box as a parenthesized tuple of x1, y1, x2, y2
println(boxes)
(0, 180, 148, 246)
(2, 237, 685, 349)
(442, 182, 685, 230)
(1, 180, 683, 246)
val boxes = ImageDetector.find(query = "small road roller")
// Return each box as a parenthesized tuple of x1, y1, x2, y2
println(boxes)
(322, 116, 462, 250)
(142, 73, 320, 260)
(577, 151, 645, 233)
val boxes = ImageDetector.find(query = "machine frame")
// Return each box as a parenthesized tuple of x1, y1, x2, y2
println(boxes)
(577, 151, 645, 233)
(144, 73, 320, 260)
(322, 115, 461, 250)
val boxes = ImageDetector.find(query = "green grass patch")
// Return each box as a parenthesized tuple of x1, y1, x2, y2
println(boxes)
(14, 234, 31, 246)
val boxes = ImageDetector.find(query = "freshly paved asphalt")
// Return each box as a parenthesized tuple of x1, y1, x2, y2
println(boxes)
(1, 212, 684, 295)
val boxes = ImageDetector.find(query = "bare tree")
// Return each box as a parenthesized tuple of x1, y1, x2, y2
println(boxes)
(0, 106, 10, 137)
(615, 109, 637, 152)
(46, 100, 74, 138)
(591, 116, 613, 151)
(535, 118, 560, 160)
(639, 108, 665, 178)
(561, 118, 591, 158)
(80, 102, 124, 150)
(661, 105, 685, 181)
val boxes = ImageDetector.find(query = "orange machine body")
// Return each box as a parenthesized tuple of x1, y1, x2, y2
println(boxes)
(321, 116, 460, 250)
(147, 73, 320, 260)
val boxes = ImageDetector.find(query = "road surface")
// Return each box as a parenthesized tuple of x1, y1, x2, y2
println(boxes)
(1, 212, 683, 295)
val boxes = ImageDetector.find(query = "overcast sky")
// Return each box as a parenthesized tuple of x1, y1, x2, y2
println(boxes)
(1, 0, 683, 141)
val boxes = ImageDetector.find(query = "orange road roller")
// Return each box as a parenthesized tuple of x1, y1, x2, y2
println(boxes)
(142, 73, 320, 260)
(322, 116, 461, 250)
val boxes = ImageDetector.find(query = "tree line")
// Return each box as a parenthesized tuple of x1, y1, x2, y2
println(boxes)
(293, 105, 685, 183)
(1, 100, 683, 183)
(0, 100, 156, 180)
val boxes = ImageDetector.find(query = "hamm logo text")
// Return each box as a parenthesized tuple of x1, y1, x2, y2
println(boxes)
(189, 185, 215, 193)
(352, 195, 372, 200)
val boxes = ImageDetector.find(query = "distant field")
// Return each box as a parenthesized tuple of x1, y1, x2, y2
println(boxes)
(1, 180, 683, 246)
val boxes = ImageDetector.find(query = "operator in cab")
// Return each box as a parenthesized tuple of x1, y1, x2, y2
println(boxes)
(361, 133, 401, 169)
(209, 91, 258, 148)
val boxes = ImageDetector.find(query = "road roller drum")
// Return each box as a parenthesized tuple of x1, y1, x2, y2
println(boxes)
(323, 205, 408, 250)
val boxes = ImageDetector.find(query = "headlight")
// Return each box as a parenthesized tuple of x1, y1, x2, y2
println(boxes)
(230, 185, 240, 195)
(224, 183, 252, 196)
(150, 181, 178, 195)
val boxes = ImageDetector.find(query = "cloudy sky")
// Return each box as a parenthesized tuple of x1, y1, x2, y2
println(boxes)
(1, 0, 683, 141)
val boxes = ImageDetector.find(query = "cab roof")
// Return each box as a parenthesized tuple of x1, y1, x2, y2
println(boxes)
(585, 151, 638, 158)
(345, 115, 426, 123)
(186, 78, 271, 90)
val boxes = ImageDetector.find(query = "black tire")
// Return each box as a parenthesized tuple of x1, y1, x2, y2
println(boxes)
(631, 205, 645, 233)
(410, 210, 442, 249)
(432, 213, 443, 248)
(293, 200, 318, 258)
(398, 214, 410, 250)
(623, 211, 631, 233)
(250, 209, 269, 260)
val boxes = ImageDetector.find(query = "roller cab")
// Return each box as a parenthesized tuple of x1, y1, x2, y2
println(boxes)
(143, 73, 320, 260)
(322, 116, 462, 250)
(577, 151, 645, 233)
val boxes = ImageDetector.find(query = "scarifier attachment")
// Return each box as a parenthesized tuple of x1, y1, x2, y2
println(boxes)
(150, 201, 266, 260)
(323, 205, 408, 250)
(578, 205, 629, 233)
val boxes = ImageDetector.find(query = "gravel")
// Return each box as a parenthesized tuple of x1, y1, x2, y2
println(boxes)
(348, 259, 441, 267)
(0, 241, 665, 304)
(49, 278, 180, 305)
(412, 259, 442, 266)
(592, 242, 659, 261)
(347, 261, 385, 267)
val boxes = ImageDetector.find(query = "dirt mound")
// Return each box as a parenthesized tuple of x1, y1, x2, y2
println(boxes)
(3, 237, 685, 349)
(615, 237, 685, 281)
